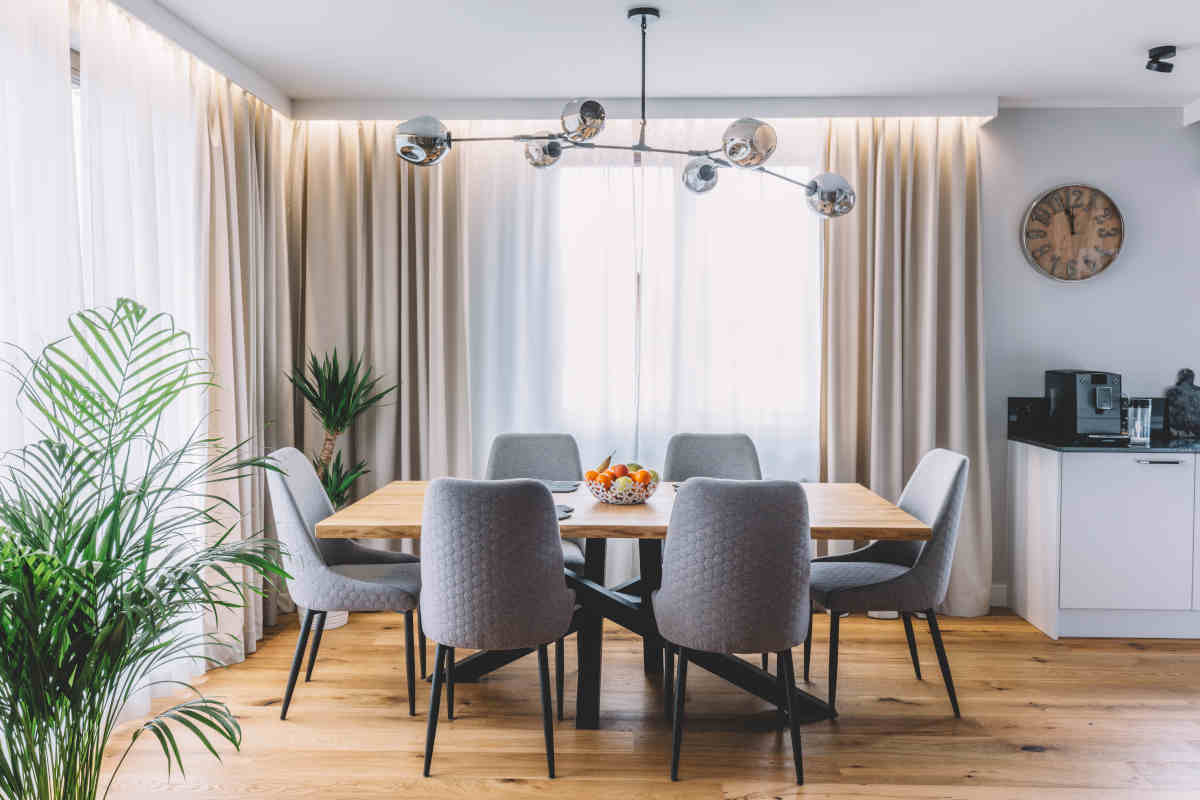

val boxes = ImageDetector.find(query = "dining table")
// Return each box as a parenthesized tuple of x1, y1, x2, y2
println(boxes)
(316, 480, 931, 729)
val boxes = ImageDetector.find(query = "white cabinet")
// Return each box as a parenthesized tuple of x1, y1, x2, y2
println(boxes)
(1059, 453, 1194, 611)
(1009, 440, 1200, 638)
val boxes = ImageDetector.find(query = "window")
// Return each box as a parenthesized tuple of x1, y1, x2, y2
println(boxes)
(466, 118, 823, 484)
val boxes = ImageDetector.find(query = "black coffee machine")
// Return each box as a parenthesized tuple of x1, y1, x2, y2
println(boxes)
(1044, 370, 1128, 445)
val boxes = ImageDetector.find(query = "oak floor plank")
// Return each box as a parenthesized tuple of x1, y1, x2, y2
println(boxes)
(103, 610, 1200, 798)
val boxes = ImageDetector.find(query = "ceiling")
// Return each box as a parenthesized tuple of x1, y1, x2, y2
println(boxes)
(154, 0, 1199, 108)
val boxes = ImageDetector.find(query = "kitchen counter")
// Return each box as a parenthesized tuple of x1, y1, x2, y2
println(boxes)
(1009, 434, 1200, 454)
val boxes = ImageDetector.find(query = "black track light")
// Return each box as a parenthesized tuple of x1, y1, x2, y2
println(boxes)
(1146, 45, 1176, 73)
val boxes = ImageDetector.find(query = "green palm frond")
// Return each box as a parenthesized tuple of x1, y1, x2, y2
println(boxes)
(287, 350, 395, 437)
(0, 298, 285, 800)
(316, 450, 369, 509)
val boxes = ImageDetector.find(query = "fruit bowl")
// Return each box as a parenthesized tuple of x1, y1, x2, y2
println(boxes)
(585, 460, 660, 505)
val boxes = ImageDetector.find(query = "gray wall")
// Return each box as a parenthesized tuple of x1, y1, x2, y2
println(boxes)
(980, 108, 1200, 595)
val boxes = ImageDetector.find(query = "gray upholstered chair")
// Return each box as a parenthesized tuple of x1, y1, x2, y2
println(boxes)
(484, 432, 582, 718)
(419, 478, 575, 778)
(661, 433, 772, 670)
(807, 448, 969, 717)
(654, 478, 811, 784)
(265, 447, 422, 719)
(662, 432, 763, 482)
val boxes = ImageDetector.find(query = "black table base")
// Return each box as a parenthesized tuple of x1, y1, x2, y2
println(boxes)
(445, 537, 835, 729)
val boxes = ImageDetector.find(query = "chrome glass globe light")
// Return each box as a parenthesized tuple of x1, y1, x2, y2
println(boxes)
(807, 172, 856, 218)
(681, 156, 720, 193)
(561, 98, 606, 142)
(721, 118, 777, 169)
(524, 132, 564, 168)
(394, 115, 452, 166)
(392, 7, 854, 219)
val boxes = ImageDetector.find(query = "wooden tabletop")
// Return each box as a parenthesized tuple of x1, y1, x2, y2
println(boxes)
(316, 481, 931, 542)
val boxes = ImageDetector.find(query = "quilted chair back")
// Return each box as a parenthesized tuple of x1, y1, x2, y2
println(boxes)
(419, 478, 575, 650)
(484, 433, 584, 481)
(662, 433, 763, 481)
(655, 478, 810, 654)
(265, 447, 334, 611)
(898, 449, 970, 608)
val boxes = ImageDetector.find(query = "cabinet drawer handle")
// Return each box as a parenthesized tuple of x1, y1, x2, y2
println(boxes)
(1135, 458, 1182, 465)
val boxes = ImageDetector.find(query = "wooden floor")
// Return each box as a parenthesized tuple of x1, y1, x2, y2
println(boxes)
(104, 610, 1200, 799)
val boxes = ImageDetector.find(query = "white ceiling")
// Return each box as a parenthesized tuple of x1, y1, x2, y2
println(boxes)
(154, 0, 1199, 109)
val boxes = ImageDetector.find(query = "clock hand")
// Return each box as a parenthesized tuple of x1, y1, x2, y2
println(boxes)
(1065, 205, 1076, 236)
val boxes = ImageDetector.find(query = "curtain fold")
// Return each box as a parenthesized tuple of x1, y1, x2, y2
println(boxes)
(198, 69, 295, 658)
(78, 0, 293, 668)
(820, 116, 992, 617)
(288, 121, 473, 516)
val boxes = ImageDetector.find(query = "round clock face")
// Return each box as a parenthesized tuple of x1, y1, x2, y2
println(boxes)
(1021, 184, 1124, 281)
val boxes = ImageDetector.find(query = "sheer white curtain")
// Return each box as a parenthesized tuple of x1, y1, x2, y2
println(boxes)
(0, 0, 86, 450)
(76, 0, 210, 714)
(464, 118, 824, 583)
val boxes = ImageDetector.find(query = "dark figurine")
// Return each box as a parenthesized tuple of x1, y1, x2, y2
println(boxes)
(1166, 368, 1200, 438)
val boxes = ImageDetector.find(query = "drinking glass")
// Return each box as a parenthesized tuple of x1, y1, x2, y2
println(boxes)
(1128, 398, 1152, 447)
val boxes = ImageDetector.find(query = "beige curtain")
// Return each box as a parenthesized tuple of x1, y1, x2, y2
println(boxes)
(820, 116, 992, 617)
(199, 69, 296, 662)
(288, 120, 473, 508)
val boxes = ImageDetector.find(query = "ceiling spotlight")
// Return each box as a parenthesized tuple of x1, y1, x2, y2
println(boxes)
(1146, 45, 1176, 73)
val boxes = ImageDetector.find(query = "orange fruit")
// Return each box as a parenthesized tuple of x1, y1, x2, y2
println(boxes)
(585, 470, 599, 481)
(594, 473, 612, 488)
(610, 464, 629, 478)
(633, 469, 652, 484)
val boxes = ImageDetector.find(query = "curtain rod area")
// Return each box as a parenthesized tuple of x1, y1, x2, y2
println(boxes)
(292, 95, 999, 122)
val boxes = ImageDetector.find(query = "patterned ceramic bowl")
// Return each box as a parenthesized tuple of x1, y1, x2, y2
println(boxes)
(586, 477, 659, 505)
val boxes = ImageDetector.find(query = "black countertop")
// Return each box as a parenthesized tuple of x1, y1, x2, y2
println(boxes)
(1009, 434, 1200, 454)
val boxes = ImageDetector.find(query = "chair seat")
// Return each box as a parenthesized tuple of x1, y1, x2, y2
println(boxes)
(561, 539, 585, 569)
(810, 561, 909, 611)
(317, 562, 421, 612)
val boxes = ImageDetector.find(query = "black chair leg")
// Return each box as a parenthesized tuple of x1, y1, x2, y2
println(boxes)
(281, 609, 316, 720)
(802, 606, 813, 682)
(664, 644, 675, 720)
(446, 646, 455, 720)
(761, 652, 769, 670)
(778, 649, 804, 785)
(404, 610, 417, 717)
(423, 644, 448, 777)
(901, 611, 922, 680)
(828, 611, 840, 712)
(538, 643, 556, 778)
(555, 636, 565, 721)
(670, 647, 689, 781)
(926, 609, 961, 718)
(304, 610, 327, 683)
(418, 611, 428, 679)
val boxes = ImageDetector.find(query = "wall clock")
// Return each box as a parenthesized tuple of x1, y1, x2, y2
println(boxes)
(1021, 184, 1125, 281)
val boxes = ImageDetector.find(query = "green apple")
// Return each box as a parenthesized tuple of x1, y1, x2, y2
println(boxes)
(626, 461, 643, 472)
(613, 475, 634, 491)
(648, 468, 659, 483)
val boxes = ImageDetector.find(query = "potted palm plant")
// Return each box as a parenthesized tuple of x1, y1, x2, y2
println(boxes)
(0, 299, 284, 799)
(288, 350, 395, 508)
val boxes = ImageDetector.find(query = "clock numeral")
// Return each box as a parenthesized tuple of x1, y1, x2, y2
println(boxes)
(1030, 207, 1052, 226)
(1047, 194, 1065, 213)
(1031, 244, 1052, 260)
(1069, 188, 1086, 209)
(1025, 228, 1047, 239)
(1098, 226, 1122, 238)
(1094, 208, 1112, 222)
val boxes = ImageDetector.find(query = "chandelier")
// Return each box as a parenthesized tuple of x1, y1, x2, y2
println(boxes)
(393, 6, 856, 218)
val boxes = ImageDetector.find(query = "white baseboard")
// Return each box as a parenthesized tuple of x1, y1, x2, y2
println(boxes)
(991, 583, 1009, 608)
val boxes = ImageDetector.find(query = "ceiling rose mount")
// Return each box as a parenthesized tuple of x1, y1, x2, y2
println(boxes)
(393, 7, 856, 217)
